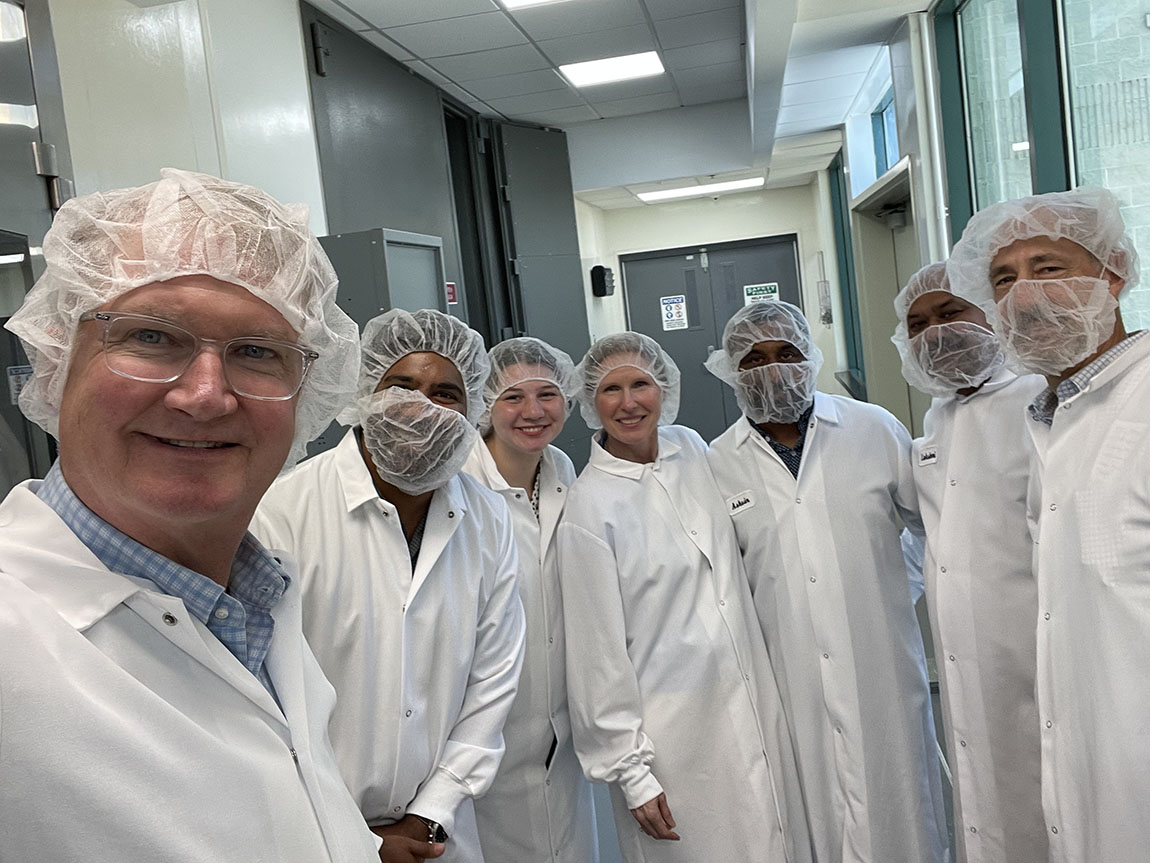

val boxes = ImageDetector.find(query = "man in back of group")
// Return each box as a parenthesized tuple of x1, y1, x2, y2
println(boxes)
(252, 308, 525, 863)
(704, 300, 949, 863)
(892, 262, 1047, 862)
(0, 169, 379, 862)
(947, 186, 1150, 863)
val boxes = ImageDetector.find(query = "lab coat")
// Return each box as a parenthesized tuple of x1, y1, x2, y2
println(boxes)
(557, 425, 813, 863)
(462, 439, 598, 863)
(707, 393, 949, 863)
(912, 369, 1048, 863)
(251, 427, 526, 862)
(1025, 333, 1150, 863)
(0, 481, 380, 863)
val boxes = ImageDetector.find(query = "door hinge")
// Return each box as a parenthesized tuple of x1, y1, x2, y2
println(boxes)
(31, 141, 58, 178)
(511, 258, 521, 275)
(311, 22, 330, 76)
(501, 184, 511, 202)
(699, 251, 709, 270)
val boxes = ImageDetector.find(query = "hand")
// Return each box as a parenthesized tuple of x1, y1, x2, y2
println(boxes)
(631, 792, 680, 841)
(372, 816, 446, 862)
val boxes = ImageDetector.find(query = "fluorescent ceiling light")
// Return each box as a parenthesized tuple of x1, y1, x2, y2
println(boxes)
(560, 51, 664, 87)
(1011, 141, 1031, 152)
(638, 177, 765, 203)
(501, 0, 573, 8)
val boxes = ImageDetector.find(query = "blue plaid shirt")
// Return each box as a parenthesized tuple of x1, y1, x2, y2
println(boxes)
(1028, 330, 1148, 426)
(37, 464, 287, 694)
(753, 402, 815, 479)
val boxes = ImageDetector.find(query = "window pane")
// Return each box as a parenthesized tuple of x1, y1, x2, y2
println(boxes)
(882, 101, 900, 170)
(958, 0, 1033, 209)
(1062, 0, 1150, 328)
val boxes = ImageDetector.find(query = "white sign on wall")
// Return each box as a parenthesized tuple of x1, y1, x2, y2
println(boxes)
(743, 282, 779, 305)
(660, 294, 689, 330)
(6, 365, 32, 406)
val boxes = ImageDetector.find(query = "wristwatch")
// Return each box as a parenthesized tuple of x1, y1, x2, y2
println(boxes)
(414, 814, 449, 844)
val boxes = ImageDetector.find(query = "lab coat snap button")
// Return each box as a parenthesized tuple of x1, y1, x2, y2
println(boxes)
(162, 612, 178, 626)
(448, 511, 455, 518)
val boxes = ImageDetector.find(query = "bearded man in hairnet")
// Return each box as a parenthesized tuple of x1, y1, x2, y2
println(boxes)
(892, 262, 1047, 863)
(947, 187, 1150, 863)
(0, 169, 381, 862)
(251, 308, 525, 863)
(704, 300, 949, 863)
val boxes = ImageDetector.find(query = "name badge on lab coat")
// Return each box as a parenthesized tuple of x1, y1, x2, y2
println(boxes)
(727, 490, 756, 515)
(918, 447, 938, 466)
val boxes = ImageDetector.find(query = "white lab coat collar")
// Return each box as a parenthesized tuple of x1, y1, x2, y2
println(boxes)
(948, 366, 1018, 405)
(1065, 329, 1150, 404)
(586, 428, 683, 481)
(330, 426, 470, 521)
(730, 391, 840, 451)
(0, 483, 146, 632)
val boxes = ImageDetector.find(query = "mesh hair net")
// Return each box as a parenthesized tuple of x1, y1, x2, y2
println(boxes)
(705, 301, 824, 383)
(358, 388, 478, 496)
(4, 167, 360, 467)
(481, 337, 577, 429)
(947, 186, 1139, 309)
(355, 309, 489, 425)
(891, 263, 1004, 396)
(575, 332, 681, 429)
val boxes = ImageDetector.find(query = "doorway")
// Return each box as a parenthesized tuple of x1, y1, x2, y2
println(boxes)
(621, 235, 802, 443)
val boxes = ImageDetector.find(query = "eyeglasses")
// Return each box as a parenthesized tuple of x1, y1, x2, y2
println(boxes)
(79, 311, 319, 401)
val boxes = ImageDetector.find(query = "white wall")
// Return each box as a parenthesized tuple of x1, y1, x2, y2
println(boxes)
(575, 182, 849, 396)
(48, 0, 328, 234)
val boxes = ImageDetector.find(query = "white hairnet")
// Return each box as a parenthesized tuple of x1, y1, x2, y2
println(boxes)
(947, 186, 1139, 310)
(355, 308, 489, 425)
(705, 301, 824, 384)
(482, 337, 577, 429)
(4, 167, 359, 466)
(575, 332, 680, 429)
(705, 301, 823, 423)
(358, 388, 478, 496)
(891, 263, 1004, 396)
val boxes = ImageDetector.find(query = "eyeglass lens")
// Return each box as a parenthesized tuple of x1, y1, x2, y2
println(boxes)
(102, 315, 308, 399)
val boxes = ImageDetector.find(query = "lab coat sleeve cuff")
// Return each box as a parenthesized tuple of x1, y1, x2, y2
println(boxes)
(409, 767, 470, 834)
(619, 768, 664, 811)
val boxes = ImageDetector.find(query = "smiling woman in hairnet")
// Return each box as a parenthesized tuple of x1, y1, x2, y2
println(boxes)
(460, 337, 598, 863)
(554, 332, 811, 863)
(705, 300, 949, 863)
(251, 308, 526, 863)
(891, 262, 1048, 863)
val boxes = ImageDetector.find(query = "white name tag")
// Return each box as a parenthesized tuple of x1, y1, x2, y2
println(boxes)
(727, 490, 756, 515)
(918, 447, 938, 466)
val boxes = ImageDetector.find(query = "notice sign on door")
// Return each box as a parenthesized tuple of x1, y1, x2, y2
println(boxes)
(6, 364, 32, 406)
(445, 281, 458, 304)
(743, 282, 779, 305)
(660, 295, 689, 330)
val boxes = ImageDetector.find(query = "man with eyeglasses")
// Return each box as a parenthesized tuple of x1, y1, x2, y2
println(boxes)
(0, 169, 381, 862)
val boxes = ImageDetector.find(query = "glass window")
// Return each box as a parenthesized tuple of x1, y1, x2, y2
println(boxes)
(871, 88, 899, 176)
(958, 0, 1033, 209)
(1061, 0, 1150, 328)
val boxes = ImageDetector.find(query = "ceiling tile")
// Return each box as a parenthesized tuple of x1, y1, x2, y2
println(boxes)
(775, 97, 855, 124)
(357, 29, 415, 61)
(678, 77, 745, 105)
(783, 45, 882, 84)
(438, 80, 483, 104)
(348, 0, 499, 29)
(535, 23, 656, 66)
(464, 69, 568, 100)
(781, 73, 867, 106)
(308, 0, 372, 32)
(671, 60, 744, 89)
(405, 60, 457, 90)
(663, 38, 743, 71)
(485, 89, 587, 115)
(427, 44, 552, 81)
(579, 73, 674, 102)
(510, 0, 646, 41)
(593, 92, 681, 118)
(653, 7, 742, 50)
(642, 0, 741, 23)
(577, 187, 637, 204)
(384, 12, 528, 57)
(514, 105, 601, 125)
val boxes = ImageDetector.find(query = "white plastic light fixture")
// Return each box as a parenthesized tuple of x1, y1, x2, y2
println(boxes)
(637, 177, 765, 203)
(560, 51, 664, 87)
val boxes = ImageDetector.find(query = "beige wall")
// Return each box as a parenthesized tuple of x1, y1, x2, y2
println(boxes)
(575, 181, 848, 397)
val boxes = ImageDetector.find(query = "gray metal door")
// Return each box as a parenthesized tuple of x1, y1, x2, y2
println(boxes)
(622, 236, 802, 443)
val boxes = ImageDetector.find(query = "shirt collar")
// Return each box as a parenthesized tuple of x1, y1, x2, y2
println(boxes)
(1028, 330, 1149, 425)
(733, 391, 834, 447)
(587, 427, 682, 480)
